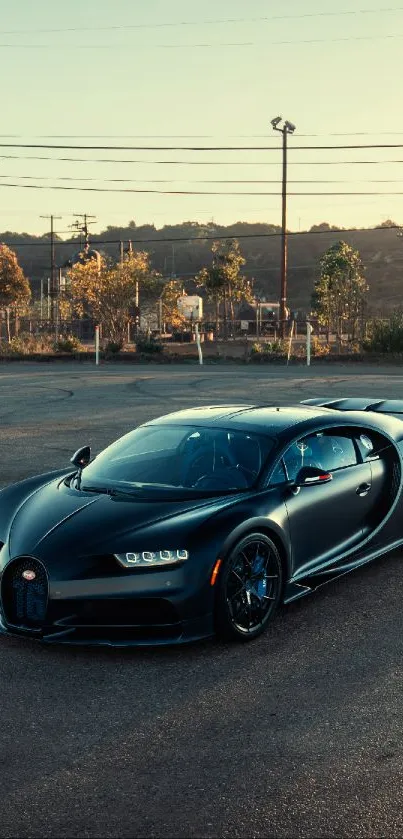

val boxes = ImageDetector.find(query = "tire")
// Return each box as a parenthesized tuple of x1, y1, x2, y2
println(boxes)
(214, 533, 283, 642)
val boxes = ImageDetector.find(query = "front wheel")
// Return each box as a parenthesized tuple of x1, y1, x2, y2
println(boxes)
(214, 533, 283, 641)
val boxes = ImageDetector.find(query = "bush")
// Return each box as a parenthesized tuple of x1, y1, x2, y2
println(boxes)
(135, 337, 163, 355)
(5, 336, 26, 355)
(53, 334, 83, 354)
(104, 340, 123, 356)
(249, 337, 332, 362)
(0, 332, 55, 356)
(250, 340, 286, 356)
(310, 336, 331, 356)
(363, 312, 403, 353)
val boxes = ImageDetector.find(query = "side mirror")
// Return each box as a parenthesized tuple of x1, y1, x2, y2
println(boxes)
(70, 446, 91, 490)
(295, 465, 332, 487)
(70, 446, 91, 469)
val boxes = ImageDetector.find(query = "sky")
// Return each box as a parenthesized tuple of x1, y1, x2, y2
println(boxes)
(1, 0, 403, 237)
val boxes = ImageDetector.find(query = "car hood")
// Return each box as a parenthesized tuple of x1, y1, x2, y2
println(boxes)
(7, 477, 244, 558)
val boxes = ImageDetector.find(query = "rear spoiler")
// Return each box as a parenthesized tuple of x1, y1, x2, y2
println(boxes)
(301, 397, 403, 416)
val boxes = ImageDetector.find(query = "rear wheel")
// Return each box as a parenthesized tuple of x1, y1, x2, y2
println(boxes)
(214, 533, 283, 641)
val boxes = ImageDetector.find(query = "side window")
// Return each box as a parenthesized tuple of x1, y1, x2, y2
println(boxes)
(355, 432, 376, 461)
(282, 435, 322, 482)
(281, 430, 358, 481)
(269, 459, 287, 485)
(319, 433, 357, 471)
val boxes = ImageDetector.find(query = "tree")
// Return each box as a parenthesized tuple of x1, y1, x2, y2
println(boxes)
(160, 280, 187, 332)
(0, 244, 31, 341)
(309, 222, 342, 233)
(195, 239, 252, 338)
(379, 219, 398, 228)
(311, 241, 368, 343)
(66, 249, 161, 344)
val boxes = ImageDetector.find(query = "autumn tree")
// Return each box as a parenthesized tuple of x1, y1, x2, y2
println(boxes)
(66, 249, 161, 345)
(311, 241, 368, 343)
(0, 244, 31, 341)
(195, 239, 252, 338)
(160, 280, 187, 332)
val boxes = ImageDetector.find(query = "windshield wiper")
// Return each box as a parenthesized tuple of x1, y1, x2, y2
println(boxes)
(81, 485, 112, 495)
(81, 483, 250, 500)
(81, 485, 142, 497)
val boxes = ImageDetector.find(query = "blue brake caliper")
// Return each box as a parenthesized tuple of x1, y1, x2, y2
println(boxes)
(253, 553, 267, 598)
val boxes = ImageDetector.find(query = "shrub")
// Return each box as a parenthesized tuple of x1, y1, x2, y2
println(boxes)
(5, 336, 26, 355)
(363, 312, 403, 353)
(310, 336, 331, 356)
(104, 340, 123, 356)
(250, 340, 286, 356)
(135, 337, 163, 355)
(33, 333, 55, 353)
(0, 332, 55, 355)
(53, 334, 83, 354)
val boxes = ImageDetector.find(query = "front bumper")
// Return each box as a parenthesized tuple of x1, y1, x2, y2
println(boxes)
(0, 551, 216, 647)
(0, 612, 214, 646)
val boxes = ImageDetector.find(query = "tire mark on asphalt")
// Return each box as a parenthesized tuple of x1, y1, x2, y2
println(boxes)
(127, 375, 220, 402)
(126, 377, 167, 401)
(0, 385, 74, 423)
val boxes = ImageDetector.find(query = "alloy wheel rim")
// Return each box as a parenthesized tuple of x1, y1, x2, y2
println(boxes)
(226, 540, 279, 634)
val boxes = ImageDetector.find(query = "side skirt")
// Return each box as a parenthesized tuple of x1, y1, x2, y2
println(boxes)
(283, 538, 403, 604)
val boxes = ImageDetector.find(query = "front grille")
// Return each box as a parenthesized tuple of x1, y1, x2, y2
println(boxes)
(1, 557, 48, 628)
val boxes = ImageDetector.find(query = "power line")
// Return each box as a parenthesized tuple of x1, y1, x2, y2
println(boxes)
(2, 153, 403, 166)
(1, 7, 401, 34)
(2, 142, 403, 151)
(3, 131, 403, 138)
(1, 174, 403, 185)
(2, 226, 400, 248)
(1, 181, 403, 196)
(296, 132, 403, 137)
(164, 264, 323, 276)
(0, 143, 277, 151)
(2, 34, 403, 48)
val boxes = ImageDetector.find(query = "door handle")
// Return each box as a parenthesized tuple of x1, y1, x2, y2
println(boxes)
(356, 482, 371, 496)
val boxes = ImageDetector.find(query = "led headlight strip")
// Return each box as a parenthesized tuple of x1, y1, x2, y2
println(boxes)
(115, 550, 189, 568)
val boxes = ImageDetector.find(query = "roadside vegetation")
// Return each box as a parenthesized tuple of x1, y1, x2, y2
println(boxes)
(0, 236, 401, 363)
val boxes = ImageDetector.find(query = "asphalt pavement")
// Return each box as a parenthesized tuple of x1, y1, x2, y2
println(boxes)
(1, 361, 403, 838)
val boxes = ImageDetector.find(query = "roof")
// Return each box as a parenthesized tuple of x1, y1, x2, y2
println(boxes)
(147, 403, 403, 441)
(149, 404, 327, 432)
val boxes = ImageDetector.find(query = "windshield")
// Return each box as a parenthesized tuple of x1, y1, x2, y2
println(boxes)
(81, 424, 273, 497)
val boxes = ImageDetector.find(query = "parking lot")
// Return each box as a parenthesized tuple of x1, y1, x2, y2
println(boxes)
(1, 361, 403, 838)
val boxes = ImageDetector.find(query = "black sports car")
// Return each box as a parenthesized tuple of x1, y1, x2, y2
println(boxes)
(1, 398, 403, 647)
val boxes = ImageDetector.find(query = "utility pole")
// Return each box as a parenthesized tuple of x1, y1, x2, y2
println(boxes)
(127, 240, 140, 335)
(125, 241, 138, 312)
(171, 244, 176, 279)
(40, 214, 62, 325)
(119, 240, 139, 338)
(271, 117, 296, 339)
(70, 214, 97, 254)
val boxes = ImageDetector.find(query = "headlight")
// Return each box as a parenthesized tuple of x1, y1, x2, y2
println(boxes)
(114, 549, 189, 569)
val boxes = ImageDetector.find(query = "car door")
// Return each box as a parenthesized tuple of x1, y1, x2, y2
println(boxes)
(354, 428, 402, 544)
(274, 428, 374, 574)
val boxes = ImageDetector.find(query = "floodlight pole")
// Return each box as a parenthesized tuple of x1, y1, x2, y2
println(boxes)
(271, 118, 296, 339)
(280, 127, 288, 340)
